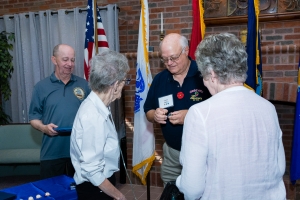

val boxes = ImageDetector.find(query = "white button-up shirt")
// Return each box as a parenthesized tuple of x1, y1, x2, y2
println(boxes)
(70, 91, 120, 187)
(176, 86, 286, 200)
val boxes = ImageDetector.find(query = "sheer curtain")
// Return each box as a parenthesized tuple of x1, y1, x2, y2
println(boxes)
(101, 5, 125, 139)
(0, 4, 122, 133)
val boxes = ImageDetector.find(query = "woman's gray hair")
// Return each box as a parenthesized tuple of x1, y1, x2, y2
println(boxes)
(89, 50, 129, 93)
(195, 33, 248, 84)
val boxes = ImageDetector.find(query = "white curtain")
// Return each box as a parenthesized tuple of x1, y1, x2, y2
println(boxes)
(0, 4, 120, 124)
(102, 5, 125, 139)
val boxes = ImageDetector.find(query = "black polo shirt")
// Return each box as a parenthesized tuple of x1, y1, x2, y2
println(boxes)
(144, 59, 211, 151)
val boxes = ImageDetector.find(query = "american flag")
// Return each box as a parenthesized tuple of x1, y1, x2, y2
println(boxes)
(84, 0, 109, 80)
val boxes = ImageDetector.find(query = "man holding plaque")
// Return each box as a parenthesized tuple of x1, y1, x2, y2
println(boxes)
(29, 44, 90, 179)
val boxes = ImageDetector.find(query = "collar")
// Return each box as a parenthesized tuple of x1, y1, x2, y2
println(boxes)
(167, 57, 199, 82)
(50, 72, 76, 83)
(219, 86, 250, 94)
(89, 91, 110, 121)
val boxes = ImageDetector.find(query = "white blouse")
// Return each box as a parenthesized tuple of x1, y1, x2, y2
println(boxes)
(70, 91, 120, 187)
(176, 86, 286, 200)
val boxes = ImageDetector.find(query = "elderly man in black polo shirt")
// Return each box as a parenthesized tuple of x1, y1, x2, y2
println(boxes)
(144, 33, 211, 185)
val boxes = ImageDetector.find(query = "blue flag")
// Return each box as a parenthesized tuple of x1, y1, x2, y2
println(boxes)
(245, 0, 263, 95)
(290, 58, 300, 184)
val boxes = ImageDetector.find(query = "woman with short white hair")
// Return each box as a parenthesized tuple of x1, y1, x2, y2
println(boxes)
(176, 33, 286, 200)
(71, 50, 130, 200)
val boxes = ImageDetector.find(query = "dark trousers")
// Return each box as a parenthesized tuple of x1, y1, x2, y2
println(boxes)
(76, 174, 116, 200)
(40, 158, 75, 179)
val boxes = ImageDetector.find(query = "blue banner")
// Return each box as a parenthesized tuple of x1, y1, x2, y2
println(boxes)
(245, 0, 263, 95)
(290, 58, 300, 184)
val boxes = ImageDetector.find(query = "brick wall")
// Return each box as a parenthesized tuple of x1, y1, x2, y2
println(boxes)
(1, 0, 300, 198)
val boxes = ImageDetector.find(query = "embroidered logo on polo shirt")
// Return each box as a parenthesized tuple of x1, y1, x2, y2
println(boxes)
(190, 89, 203, 101)
(73, 87, 85, 100)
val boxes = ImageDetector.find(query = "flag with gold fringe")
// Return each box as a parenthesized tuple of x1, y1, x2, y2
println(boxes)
(291, 56, 300, 184)
(189, 0, 205, 60)
(244, 0, 263, 95)
(132, 0, 155, 185)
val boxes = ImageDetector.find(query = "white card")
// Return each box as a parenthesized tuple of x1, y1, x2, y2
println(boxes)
(158, 94, 174, 108)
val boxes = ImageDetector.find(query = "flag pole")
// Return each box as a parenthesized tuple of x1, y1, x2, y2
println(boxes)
(147, 173, 150, 200)
(93, 0, 98, 54)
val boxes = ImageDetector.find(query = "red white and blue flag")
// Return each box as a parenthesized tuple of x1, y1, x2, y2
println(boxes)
(84, 0, 109, 80)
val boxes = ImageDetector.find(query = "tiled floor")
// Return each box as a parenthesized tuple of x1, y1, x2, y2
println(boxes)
(116, 183, 164, 200)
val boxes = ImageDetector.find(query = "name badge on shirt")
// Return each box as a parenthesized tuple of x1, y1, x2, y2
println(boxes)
(158, 94, 174, 109)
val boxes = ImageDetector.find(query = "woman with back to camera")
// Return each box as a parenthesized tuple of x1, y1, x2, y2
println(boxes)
(176, 33, 286, 199)
(70, 50, 130, 200)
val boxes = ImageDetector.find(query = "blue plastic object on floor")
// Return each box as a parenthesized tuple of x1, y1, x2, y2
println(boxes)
(0, 175, 77, 200)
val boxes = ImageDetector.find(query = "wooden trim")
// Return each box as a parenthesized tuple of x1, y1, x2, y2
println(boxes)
(205, 12, 300, 26)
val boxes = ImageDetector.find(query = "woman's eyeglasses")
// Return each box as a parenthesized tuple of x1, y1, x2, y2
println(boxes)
(122, 78, 131, 85)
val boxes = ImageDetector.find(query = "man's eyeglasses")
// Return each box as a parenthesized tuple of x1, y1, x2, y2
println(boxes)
(160, 48, 185, 64)
(122, 78, 131, 85)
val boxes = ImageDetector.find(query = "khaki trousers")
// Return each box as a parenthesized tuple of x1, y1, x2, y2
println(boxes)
(161, 142, 182, 186)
